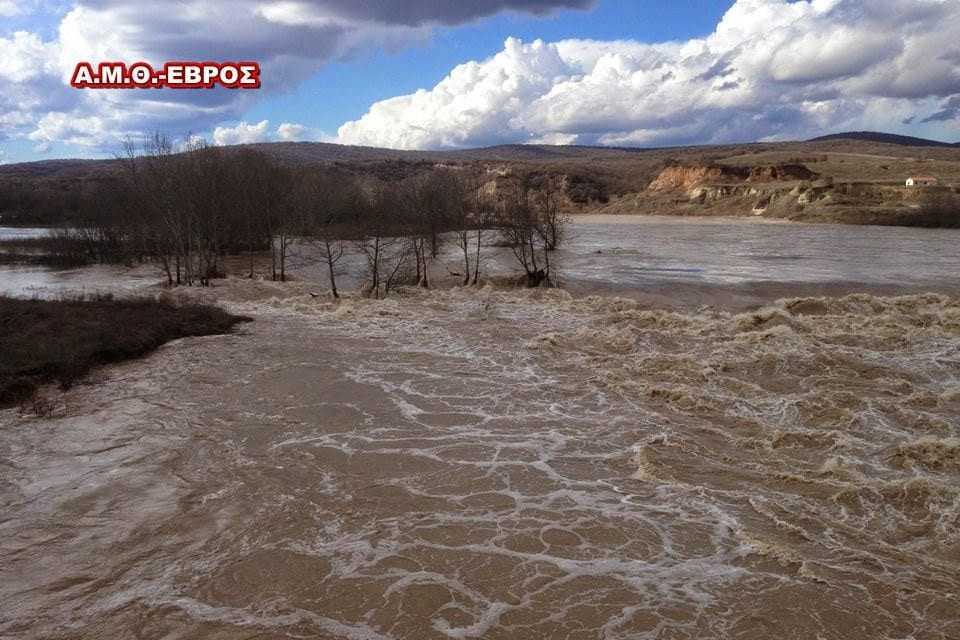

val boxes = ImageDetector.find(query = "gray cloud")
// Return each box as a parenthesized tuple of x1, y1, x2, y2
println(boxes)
(4, 0, 594, 149)
(77, 0, 595, 27)
(922, 95, 960, 123)
(697, 58, 736, 82)
(291, 0, 596, 26)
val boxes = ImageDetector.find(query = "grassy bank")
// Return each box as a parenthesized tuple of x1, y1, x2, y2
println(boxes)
(0, 295, 251, 408)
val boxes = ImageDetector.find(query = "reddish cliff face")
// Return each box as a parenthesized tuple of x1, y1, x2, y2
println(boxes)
(647, 165, 749, 191)
(747, 164, 819, 182)
(648, 163, 818, 191)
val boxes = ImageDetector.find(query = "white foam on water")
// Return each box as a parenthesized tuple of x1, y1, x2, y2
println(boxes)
(3, 284, 960, 639)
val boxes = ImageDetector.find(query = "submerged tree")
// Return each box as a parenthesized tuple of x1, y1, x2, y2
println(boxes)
(297, 169, 368, 297)
(496, 183, 566, 287)
(455, 177, 494, 286)
(115, 135, 286, 286)
(44, 135, 572, 295)
(354, 182, 413, 299)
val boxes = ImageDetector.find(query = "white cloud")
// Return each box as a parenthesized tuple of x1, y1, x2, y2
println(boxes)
(528, 132, 578, 145)
(277, 122, 308, 140)
(338, 0, 960, 149)
(27, 112, 108, 146)
(209, 120, 333, 145)
(0, 1, 21, 17)
(4, 0, 960, 155)
(0, 31, 60, 84)
(212, 120, 271, 145)
(0, 29, 83, 149)
(0, 0, 589, 152)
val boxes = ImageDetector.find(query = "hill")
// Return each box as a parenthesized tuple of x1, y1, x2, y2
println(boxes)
(2, 132, 960, 226)
(807, 131, 958, 148)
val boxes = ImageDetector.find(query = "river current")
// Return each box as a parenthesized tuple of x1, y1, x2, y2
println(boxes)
(1, 217, 958, 639)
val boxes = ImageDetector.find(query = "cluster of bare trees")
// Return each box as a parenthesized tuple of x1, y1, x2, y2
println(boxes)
(113, 136, 291, 286)
(496, 180, 567, 287)
(61, 136, 569, 294)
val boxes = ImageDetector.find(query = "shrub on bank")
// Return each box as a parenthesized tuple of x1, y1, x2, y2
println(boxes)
(0, 295, 251, 407)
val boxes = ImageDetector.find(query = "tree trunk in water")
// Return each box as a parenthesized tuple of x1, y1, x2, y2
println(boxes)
(526, 269, 547, 288)
(461, 239, 471, 286)
(327, 259, 338, 298)
(472, 229, 482, 285)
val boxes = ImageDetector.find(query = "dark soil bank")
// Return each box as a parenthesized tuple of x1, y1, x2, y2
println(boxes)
(0, 295, 251, 407)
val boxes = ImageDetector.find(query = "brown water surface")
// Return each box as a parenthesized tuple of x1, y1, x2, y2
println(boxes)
(2, 280, 958, 639)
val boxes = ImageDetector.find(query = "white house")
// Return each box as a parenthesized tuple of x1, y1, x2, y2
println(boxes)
(906, 176, 938, 187)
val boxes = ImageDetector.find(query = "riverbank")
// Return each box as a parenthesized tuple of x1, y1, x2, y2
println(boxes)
(584, 190, 960, 227)
(0, 294, 251, 409)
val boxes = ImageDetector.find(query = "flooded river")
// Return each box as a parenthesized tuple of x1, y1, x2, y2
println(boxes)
(3, 217, 960, 304)
(1, 217, 959, 638)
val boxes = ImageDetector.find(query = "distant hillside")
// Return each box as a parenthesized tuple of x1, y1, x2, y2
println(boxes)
(0, 158, 116, 180)
(0, 141, 740, 181)
(4, 132, 959, 181)
(4, 131, 960, 226)
(807, 131, 958, 148)
(238, 141, 662, 165)
(0, 142, 645, 180)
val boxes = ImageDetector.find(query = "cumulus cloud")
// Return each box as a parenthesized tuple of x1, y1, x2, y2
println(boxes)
(206, 120, 325, 145)
(2, 0, 590, 150)
(6, 0, 960, 155)
(212, 120, 271, 145)
(0, 30, 59, 83)
(338, 0, 960, 149)
(276, 122, 307, 141)
(0, 29, 85, 150)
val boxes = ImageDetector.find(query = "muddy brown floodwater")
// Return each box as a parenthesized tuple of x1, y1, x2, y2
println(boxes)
(2, 279, 959, 639)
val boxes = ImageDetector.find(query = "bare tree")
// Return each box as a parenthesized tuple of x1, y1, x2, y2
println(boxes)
(256, 160, 295, 282)
(115, 135, 292, 287)
(119, 133, 185, 285)
(496, 183, 565, 287)
(534, 176, 569, 251)
(454, 177, 493, 286)
(354, 183, 412, 298)
(400, 171, 459, 287)
(297, 169, 367, 298)
(233, 149, 275, 278)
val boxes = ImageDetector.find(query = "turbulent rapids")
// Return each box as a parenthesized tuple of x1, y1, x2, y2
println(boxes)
(2, 281, 959, 639)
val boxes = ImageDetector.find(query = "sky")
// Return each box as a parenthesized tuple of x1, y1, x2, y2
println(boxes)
(1, 0, 960, 163)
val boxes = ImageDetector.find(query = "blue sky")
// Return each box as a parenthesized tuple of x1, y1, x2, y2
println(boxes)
(2, 0, 959, 163)
(243, 1, 733, 138)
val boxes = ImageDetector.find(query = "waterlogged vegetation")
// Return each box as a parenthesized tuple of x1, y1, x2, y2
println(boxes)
(0, 136, 574, 409)
(0, 294, 250, 409)
(0, 135, 569, 296)
(0, 233, 95, 267)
